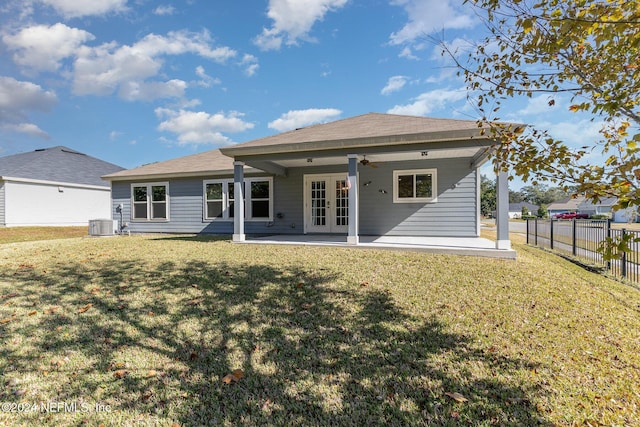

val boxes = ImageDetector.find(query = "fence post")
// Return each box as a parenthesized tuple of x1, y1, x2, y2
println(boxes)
(534, 218, 538, 246)
(526, 219, 529, 245)
(550, 219, 554, 250)
(622, 228, 627, 278)
(572, 219, 577, 256)
(606, 219, 611, 271)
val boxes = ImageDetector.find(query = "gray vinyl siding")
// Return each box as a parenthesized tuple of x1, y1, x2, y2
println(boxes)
(110, 157, 478, 237)
(357, 158, 477, 237)
(0, 181, 5, 226)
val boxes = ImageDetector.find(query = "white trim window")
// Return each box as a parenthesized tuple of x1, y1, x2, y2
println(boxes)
(131, 182, 169, 221)
(203, 177, 273, 221)
(393, 169, 437, 203)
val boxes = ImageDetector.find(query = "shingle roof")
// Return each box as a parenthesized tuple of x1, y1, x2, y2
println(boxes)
(222, 113, 498, 155)
(0, 146, 124, 187)
(509, 202, 539, 212)
(102, 149, 242, 181)
(547, 196, 587, 211)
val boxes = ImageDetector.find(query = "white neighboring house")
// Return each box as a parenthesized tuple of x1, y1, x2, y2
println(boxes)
(0, 146, 124, 227)
(509, 202, 539, 218)
(578, 197, 638, 223)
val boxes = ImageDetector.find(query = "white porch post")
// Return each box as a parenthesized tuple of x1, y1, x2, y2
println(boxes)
(347, 154, 359, 245)
(495, 168, 511, 250)
(233, 161, 245, 242)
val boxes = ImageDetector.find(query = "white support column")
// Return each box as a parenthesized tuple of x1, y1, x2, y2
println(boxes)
(495, 169, 511, 250)
(347, 154, 359, 245)
(233, 161, 245, 242)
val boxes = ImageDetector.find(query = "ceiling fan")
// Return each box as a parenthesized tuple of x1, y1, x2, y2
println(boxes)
(359, 155, 379, 168)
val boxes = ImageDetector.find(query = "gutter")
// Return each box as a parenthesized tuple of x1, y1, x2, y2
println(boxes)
(0, 176, 110, 191)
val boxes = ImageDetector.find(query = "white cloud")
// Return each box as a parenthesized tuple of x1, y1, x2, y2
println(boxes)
(119, 79, 187, 101)
(1, 122, 50, 139)
(381, 75, 408, 95)
(398, 46, 418, 60)
(254, 0, 348, 51)
(268, 108, 342, 132)
(38, 0, 128, 18)
(389, 0, 475, 45)
(0, 76, 56, 139)
(2, 23, 95, 72)
(538, 118, 604, 148)
(72, 30, 237, 100)
(387, 88, 467, 116)
(517, 94, 564, 117)
(153, 5, 175, 16)
(0, 76, 57, 112)
(194, 66, 221, 87)
(240, 54, 259, 76)
(155, 108, 255, 146)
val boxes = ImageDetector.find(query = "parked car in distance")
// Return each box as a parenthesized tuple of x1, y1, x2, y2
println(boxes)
(553, 212, 589, 220)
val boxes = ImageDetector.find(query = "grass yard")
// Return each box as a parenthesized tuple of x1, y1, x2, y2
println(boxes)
(0, 227, 87, 244)
(1, 234, 639, 426)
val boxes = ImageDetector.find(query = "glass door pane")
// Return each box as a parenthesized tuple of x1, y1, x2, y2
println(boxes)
(311, 180, 326, 226)
(334, 179, 349, 227)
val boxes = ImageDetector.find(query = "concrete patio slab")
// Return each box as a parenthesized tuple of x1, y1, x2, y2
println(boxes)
(236, 235, 517, 259)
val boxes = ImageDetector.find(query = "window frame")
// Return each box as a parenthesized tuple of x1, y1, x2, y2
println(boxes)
(130, 182, 170, 221)
(203, 177, 273, 221)
(392, 169, 437, 203)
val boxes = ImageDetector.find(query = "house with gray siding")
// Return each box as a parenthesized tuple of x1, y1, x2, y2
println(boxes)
(103, 113, 514, 251)
(0, 146, 124, 227)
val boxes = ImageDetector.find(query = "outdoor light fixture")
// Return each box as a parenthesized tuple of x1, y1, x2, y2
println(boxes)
(421, 151, 429, 157)
(379, 189, 387, 194)
(307, 158, 313, 163)
(363, 181, 372, 186)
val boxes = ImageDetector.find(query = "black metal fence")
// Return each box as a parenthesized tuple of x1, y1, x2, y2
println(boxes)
(526, 219, 640, 284)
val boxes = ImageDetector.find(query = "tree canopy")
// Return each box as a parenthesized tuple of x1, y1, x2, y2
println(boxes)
(443, 0, 639, 211)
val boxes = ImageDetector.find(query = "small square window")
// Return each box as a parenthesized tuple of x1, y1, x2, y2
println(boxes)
(393, 169, 437, 203)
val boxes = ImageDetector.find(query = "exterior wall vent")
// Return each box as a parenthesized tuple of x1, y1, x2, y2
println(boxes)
(88, 219, 117, 236)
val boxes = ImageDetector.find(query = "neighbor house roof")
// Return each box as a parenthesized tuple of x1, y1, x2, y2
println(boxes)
(220, 113, 519, 156)
(0, 146, 124, 187)
(578, 197, 618, 209)
(103, 149, 258, 181)
(509, 202, 539, 212)
(547, 196, 587, 211)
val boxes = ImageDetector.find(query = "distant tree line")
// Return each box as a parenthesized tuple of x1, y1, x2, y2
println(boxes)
(480, 175, 577, 217)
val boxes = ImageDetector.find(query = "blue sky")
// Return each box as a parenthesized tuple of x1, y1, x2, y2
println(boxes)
(0, 0, 602, 189)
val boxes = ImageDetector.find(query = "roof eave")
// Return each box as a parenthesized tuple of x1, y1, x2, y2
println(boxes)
(102, 167, 262, 182)
(220, 128, 496, 157)
(0, 175, 110, 190)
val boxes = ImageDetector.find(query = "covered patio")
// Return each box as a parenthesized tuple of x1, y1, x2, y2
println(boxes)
(219, 113, 515, 258)
(235, 234, 516, 259)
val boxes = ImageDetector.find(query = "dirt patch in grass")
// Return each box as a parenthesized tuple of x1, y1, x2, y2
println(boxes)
(0, 227, 87, 244)
(0, 235, 639, 425)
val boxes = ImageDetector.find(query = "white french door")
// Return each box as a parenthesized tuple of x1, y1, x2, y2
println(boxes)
(304, 173, 349, 233)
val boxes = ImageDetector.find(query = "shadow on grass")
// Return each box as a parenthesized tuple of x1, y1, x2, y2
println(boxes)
(0, 256, 548, 426)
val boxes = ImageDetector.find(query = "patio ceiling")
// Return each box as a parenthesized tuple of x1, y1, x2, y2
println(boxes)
(268, 146, 488, 168)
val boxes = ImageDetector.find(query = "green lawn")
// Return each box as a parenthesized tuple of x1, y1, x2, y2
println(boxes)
(1, 234, 639, 426)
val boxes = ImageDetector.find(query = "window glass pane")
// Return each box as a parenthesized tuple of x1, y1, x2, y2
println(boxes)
(251, 181, 269, 199)
(397, 175, 414, 198)
(152, 185, 166, 202)
(228, 201, 235, 218)
(133, 203, 147, 219)
(251, 200, 269, 218)
(206, 183, 222, 200)
(207, 201, 223, 218)
(133, 186, 147, 202)
(152, 202, 166, 219)
(415, 174, 432, 198)
(227, 182, 234, 200)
